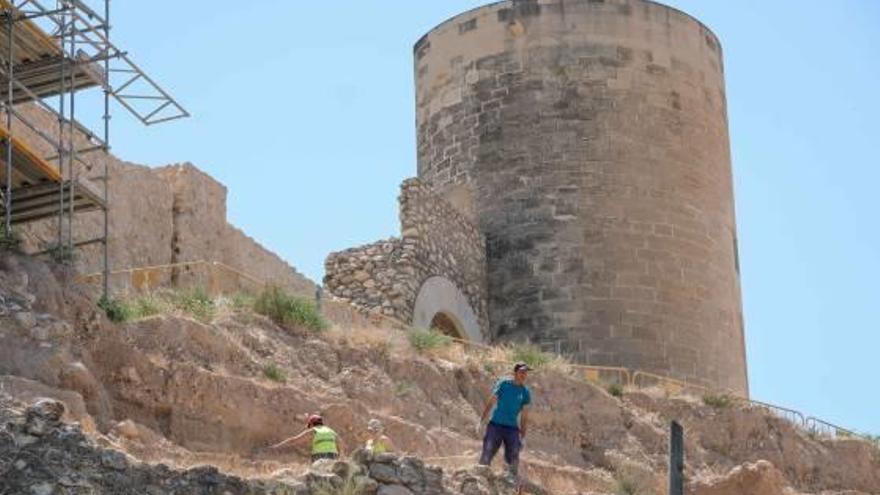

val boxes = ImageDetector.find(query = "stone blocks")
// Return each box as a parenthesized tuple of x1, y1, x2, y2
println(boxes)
(414, 0, 748, 394)
(324, 179, 488, 337)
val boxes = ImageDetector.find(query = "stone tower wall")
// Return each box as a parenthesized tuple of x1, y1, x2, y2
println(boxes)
(415, 0, 747, 393)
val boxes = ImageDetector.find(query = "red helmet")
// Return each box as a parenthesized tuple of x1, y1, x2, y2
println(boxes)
(307, 414, 323, 427)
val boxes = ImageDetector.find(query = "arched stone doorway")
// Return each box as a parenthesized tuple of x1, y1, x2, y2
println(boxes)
(412, 276, 482, 342)
(429, 311, 465, 339)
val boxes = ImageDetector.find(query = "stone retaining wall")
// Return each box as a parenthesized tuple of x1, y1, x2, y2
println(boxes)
(324, 178, 488, 337)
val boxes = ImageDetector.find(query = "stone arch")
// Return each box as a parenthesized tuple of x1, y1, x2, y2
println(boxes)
(412, 276, 482, 342)
(429, 311, 466, 339)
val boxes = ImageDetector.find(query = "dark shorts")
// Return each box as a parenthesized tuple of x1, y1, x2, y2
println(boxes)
(311, 452, 338, 462)
(479, 422, 521, 468)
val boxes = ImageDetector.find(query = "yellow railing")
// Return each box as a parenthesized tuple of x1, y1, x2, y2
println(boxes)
(632, 370, 710, 397)
(574, 364, 631, 387)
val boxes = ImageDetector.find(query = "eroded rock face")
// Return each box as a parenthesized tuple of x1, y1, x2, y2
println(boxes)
(0, 253, 878, 495)
(0, 397, 274, 494)
(689, 460, 791, 495)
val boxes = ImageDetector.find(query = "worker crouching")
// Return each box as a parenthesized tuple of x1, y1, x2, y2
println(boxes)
(268, 414, 345, 462)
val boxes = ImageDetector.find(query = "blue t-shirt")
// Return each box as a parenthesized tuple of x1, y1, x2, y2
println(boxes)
(490, 379, 531, 428)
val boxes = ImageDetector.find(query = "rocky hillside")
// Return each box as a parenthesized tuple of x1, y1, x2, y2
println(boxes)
(0, 396, 539, 494)
(0, 253, 877, 494)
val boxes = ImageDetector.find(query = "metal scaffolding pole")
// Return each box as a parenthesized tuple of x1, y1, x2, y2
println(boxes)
(4, 9, 13, 236)
(0, 0, 186, 295)
(56, 0, 66, 247)
(67, 6, 76, 253)
(101, 0, 109, 297)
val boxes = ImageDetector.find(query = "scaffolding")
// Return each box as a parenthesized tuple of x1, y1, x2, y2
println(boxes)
(0, 0, 188, 297)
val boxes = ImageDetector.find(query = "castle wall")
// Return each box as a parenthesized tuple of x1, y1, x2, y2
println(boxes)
(324, 178, 488, 338)
(9, 104, 176, 276)
(9, 106, 315, 297)
(415, 0, 747, 393)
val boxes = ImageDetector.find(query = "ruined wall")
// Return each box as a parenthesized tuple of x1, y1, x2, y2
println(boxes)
(154, 164, 315, 296)
(221, 224, 316, 296)
(7, 104, 175, 274)
(324, 238, 407, 319)
(324, 178, 488, 338)
(415, 0, 747, 393)
(8, 106, 315, 297)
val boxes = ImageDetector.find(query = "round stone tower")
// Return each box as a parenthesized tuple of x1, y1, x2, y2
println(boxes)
(414, 0, 747, 394)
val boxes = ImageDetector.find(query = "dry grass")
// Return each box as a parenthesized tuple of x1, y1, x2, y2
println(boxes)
(326, 325, 406, 358)
(99, 288, 217, 323)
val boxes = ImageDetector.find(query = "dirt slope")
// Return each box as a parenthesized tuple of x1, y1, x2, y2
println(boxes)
(0, 253, 877, 494)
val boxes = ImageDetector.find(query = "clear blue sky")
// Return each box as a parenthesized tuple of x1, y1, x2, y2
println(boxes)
(84, 1, 879, 434)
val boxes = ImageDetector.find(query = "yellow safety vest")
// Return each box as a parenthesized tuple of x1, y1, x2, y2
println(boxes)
(367, 438, 388, 454)
(374, 439, 388, 454)
(311, 426, 338, 455)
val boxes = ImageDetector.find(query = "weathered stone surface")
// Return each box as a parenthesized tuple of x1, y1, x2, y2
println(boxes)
(325, 179, 488, 340)
(413, 0, 748, 393)
(377, 484, 414, 495)
(100, 450, 129, 471)
(14, 311, 37, 329)
(10, 105, 315, 299)
(690, 460, 789, 495)
(370, 462, 402, 484)
(24, 398, 64, 436)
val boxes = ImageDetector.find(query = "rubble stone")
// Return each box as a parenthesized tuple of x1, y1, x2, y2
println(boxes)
(325, 179, 488, 337)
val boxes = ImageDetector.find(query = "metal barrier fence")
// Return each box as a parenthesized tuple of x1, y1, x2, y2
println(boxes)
(78, 260, 878, 448)
(632, 370, 710, 397)
(805, 416, 862, 440)
(735, 397, 807, 428)
(574, 365, 631, 387)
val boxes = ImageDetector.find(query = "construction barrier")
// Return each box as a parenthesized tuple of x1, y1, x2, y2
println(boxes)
(631, 370, 710, 397)
(805, 417, 861, 440)
(736, 398, 806, 428)
(572, 364, 631, 387)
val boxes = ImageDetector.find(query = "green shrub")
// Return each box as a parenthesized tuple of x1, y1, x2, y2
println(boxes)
(169, 288, 216, 323)
(254, 286, 328, 332)
(98, 296, 132, 323)
(606, 383, 624, 398)
(614, 478, 639, 495)
(702, 393, 734, 409)
(393, 381, 413, 398)
(408, 327, 452, 353)
(509, 344, 551, 369)
(230, 292, 256, 311)
(130, 295, 163, 319)
(312, 475, 361, 495)
(263, 363, 286, 383)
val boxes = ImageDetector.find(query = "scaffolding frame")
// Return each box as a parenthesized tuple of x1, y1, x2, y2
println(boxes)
(0, 0, 188, 298)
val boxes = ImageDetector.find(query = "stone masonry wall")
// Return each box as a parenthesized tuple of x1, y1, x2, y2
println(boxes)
(8, 105, 315, 297)
(415, 0, 748, 393)
(154, 163, 315, 296)
(7, 104, 175, 276)
(324, 178, 488, 335)
(324, 238, 408, 320)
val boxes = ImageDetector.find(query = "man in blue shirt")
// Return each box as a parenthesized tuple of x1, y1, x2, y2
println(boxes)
(477, 362, 532, 480)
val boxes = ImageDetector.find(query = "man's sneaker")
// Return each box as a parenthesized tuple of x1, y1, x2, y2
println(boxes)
(503, 469, 519, 485)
